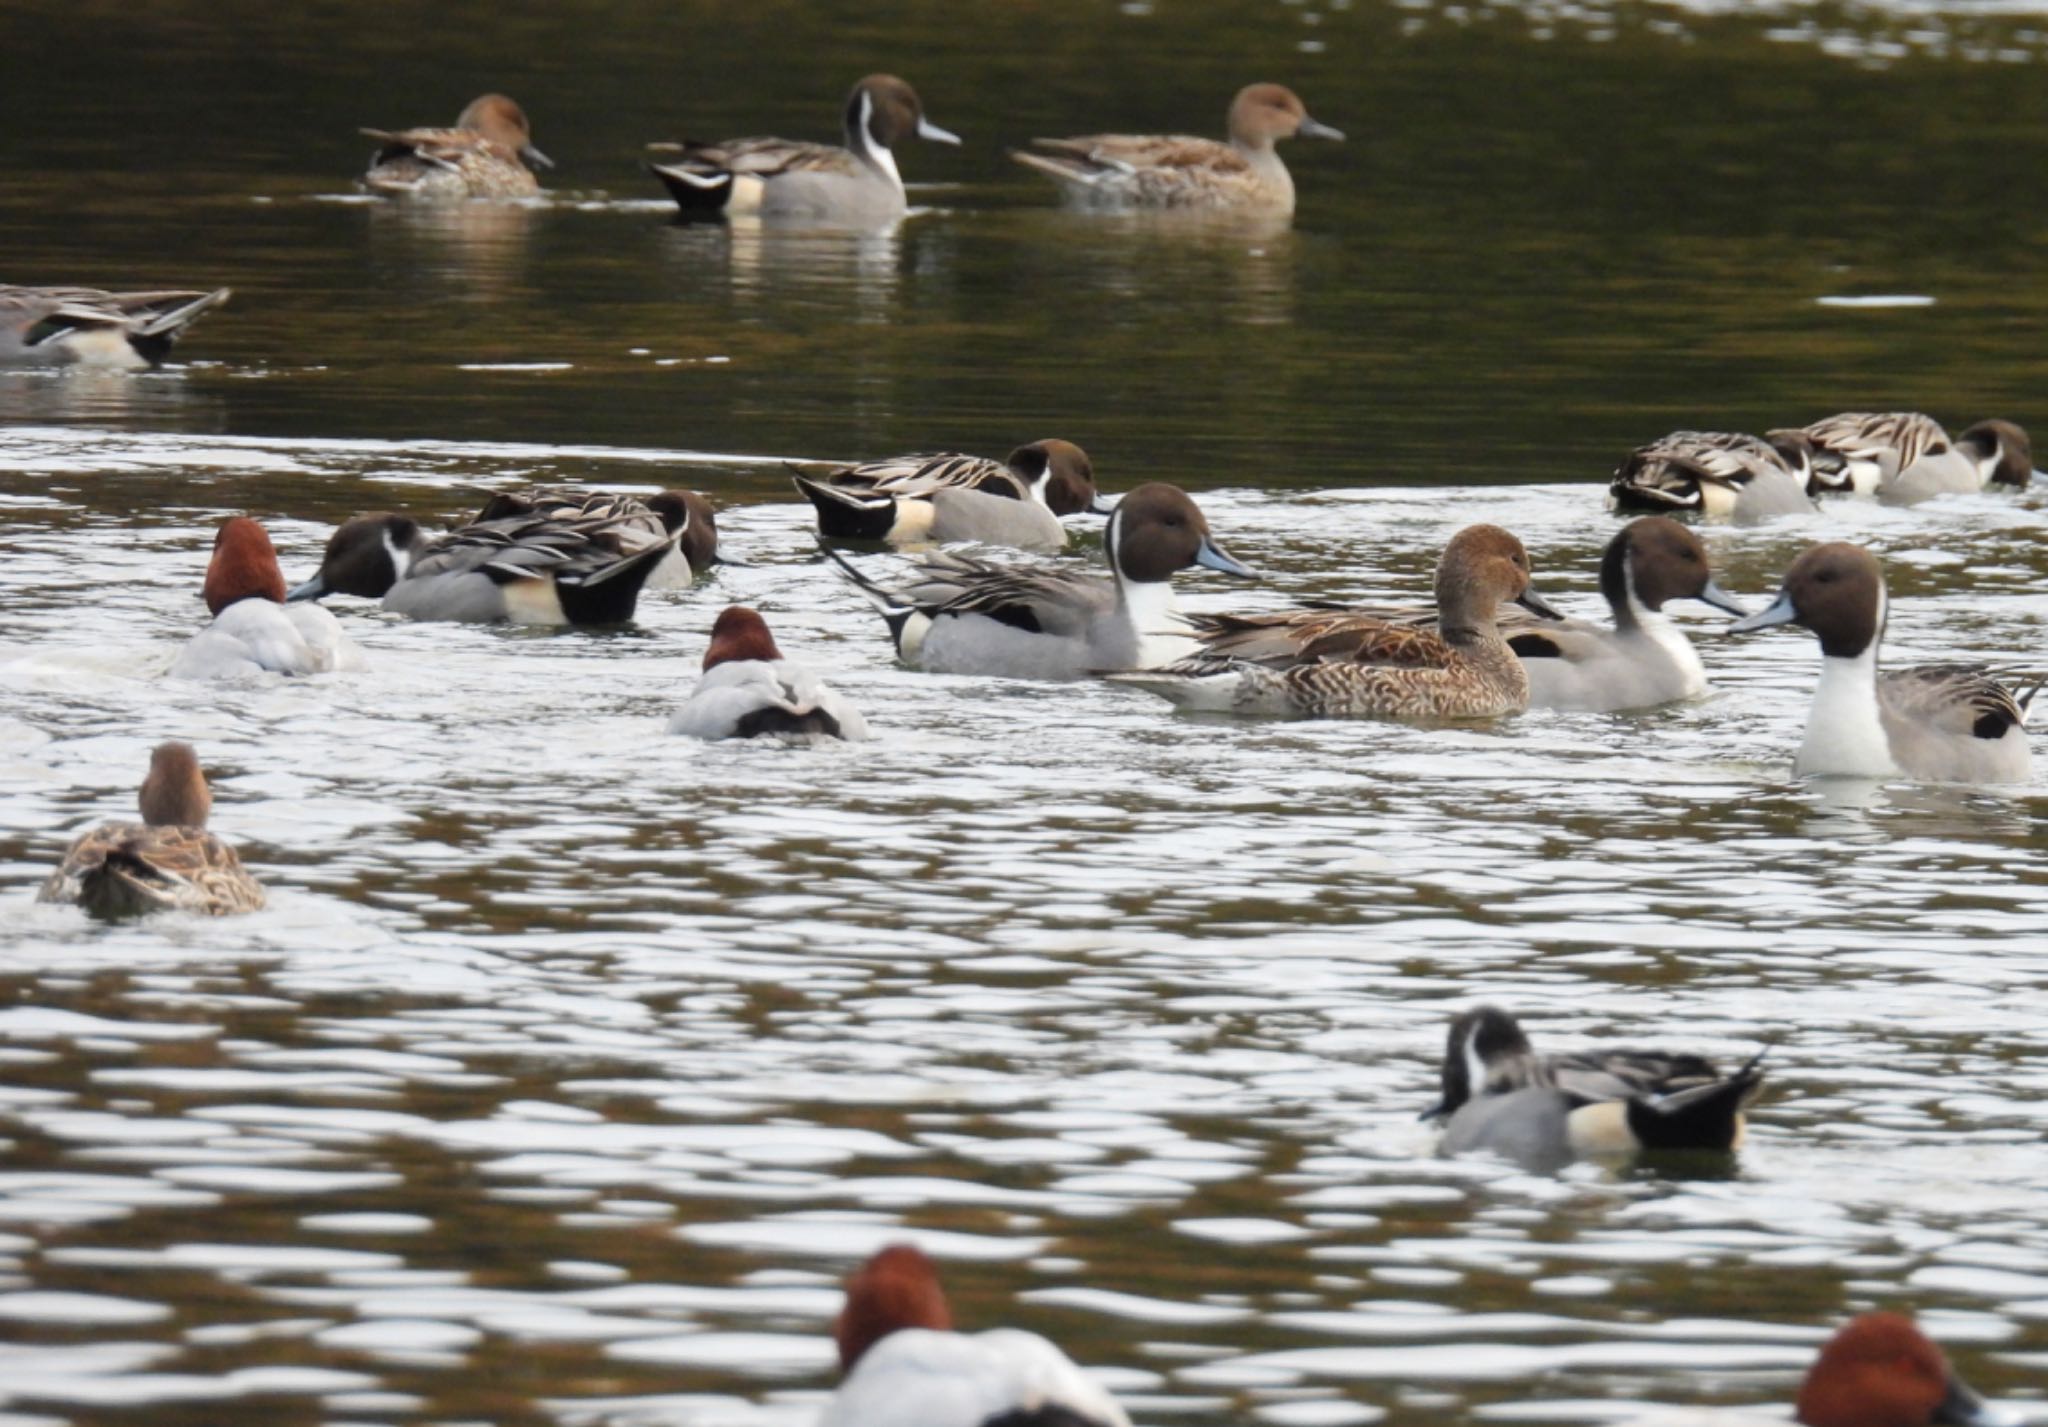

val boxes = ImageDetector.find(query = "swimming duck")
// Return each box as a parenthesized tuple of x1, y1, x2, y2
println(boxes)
(38, 742, 265, 920)
(1425, 1005, 1765, 1172)
(1787, 412, 2034, 505)
(1615, 1313, 2006, 1427)
(824, 482, 1254, 680)
(360, 94, 552, 200)
(1011, 83, 1343, 214)
(287, 506, 680, 626)
(1105, 524, 1559, 720)
(791, 439, 1109, 551)
(169, 517, 366, 680)
(819, 1244, 1131, 1427)
(473, 486, 723, 589)
(1609, 430, 1819, 522)
(646, 75, 959, 225)
(669, 606, 870, 741)
(0, 285, 230, 368)
(1727, 542, 2035, 783)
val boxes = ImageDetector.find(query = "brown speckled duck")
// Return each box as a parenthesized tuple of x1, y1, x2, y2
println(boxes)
(39, 743, 265, 919)
(361, 94, 552, 200)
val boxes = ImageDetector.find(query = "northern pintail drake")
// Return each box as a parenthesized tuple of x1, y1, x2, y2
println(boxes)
(1786, 412, 2035, 505)
(1106, 524, 1559, 721)
(168, 517, 366, 681)
(1616, 1313, 2008, 1427)
(1609, 430, 1819, 523)
(1728, 542, 2036, 783)
(669, 606, 870, 742)
(287, 506, 680, 626)
(0, 285, 230, 369)
(38, 743, 265, 920)
(646, 74, 959, 225)
(360, 94, 552, 200)
(791, 439, 1108, 551)
(824, 482, 1253, 681)
(474, 485, 723, 589)
(819, 1244, 1131, 1427)
(1425, 1006, 1765, 1173)
(1011, 82, 1343, 214)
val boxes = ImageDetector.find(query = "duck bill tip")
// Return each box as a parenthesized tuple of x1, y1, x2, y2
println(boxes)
(1697, 579, 1753, 618)
(1197, 539, 1257, 578)
(1299, 117, 1346, 142)
(916, 118, 962, 146)
(1514, 586, 1565, 620)
(522, 144, 556, 171)
(284, 576, 327, 603)
(1726, 591, 1799, 636)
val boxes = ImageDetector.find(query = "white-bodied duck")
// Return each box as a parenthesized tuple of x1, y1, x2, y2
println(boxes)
(819, 1244, 1131, 1427)
(792, 439, 1109, 551)
(287, 506, 679, 626)
(1786, 411, 2035, 505)
(360, 94, 552, 199)
(1609, 430, 1819, 522)
(0, 285, 229, 368)
(1425, 1005, 1765, 1173)
(39, 743, 265, 919)
(669, 606, 869, 742)
(1106, 524, 1558, 720)
(1013, 82, 1343, 214)
(169, 517, 366, 681)
(647, 74, 959, 225)
(1728, 542, 2035, 783)
(826, 481, 1254, 680)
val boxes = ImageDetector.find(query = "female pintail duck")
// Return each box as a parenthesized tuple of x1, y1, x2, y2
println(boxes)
(824, 482, 1254, 681)
(473, 486, 723, 589)
(1011, 83, 1343, 214)
(1728, 542, 2036, 783)
(0, 285, 230, 368)
(1609, 430, 1819, 523)
(670, 606, 870, 742)
(169, 517, 366, 681)
(646, 75, 959, 226)
(1615, 1313, 2007, 1427)
(1106, 524, 1559, 721)
(791, 439, 1109, 551)
(1425, 1005, 1765, 1173)
(360, 94, 552, 200)
(820, 1244, 1131, 1427)
(286, 506, 681, 626)
(39, 743, 265, 920)
(1785, 412, 2035, 505)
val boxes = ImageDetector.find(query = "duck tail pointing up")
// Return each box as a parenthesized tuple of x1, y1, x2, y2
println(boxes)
(1624, 1063, 1766, 1153)
(555, 531, 679, 626)
(792, 474, 898, 541)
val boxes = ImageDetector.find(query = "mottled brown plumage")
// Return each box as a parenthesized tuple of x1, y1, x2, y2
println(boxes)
(362, 94, 550, 200)
(39, 743, 264, 919)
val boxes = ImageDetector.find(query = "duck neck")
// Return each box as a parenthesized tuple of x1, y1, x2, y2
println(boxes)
(1116, 575, 1190, 664)
(845, 93, 904, 194)
(1234, 141, 1293, 203)
(1798, 645, 1898, 778)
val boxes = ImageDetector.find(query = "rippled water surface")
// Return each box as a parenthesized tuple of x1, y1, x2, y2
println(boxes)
(5, 2, 2048, 1425)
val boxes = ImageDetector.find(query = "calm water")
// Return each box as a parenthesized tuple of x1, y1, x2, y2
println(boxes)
(4, 2, 2048, 1425)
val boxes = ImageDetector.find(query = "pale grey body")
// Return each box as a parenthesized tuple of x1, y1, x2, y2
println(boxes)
(169, 601, 365, 681)
(0, 285, 230, 369)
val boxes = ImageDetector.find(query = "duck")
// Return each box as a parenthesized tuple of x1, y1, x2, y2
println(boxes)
(1608, 430, 1819, 522)
(38, 742, 265, 920)
(285, 506, 680, 626)
(1615, 1313, 2006, 1427)
(1011, 83, 1343, 214)
(1104, 524, 1559, 720)
(646, 74, 959, 226)
(1727, 542, 2035, 783)
(0, 285, 230, 368)
(472, 486, 724, 589)
(1424, 1005, 1765, 1173)
(360, 94, 552, 200)
(791, 439, 1109, 551)
(823, 482, 1254, 681)
(168, 517, 366, 681)
(1786, 412, 2035, 505)
(819, 1243, 1131, 1427)
(669, 606, 870, 741)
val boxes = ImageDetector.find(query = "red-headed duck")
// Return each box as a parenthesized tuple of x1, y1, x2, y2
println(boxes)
(669, 606, 870, 742)
(818, 1244, 1130, 1427)
(168, 517, 365, 680)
